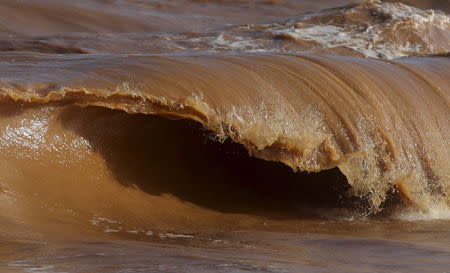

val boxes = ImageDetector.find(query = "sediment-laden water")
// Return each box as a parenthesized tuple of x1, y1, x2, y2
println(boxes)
(0, 0, 449, 272)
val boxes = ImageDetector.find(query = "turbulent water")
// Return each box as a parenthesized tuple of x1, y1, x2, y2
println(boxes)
(0, 0, 449, 272)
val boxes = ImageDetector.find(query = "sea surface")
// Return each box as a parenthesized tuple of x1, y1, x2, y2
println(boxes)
(0, 0, 449, 272)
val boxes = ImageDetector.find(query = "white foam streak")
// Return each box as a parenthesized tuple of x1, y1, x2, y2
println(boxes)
(268, 1, 450, 59)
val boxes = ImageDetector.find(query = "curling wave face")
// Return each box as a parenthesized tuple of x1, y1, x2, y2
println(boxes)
(0, 52, 449, 216)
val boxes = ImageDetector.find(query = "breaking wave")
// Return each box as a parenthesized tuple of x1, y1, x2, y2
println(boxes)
(0, 53, 448, 221)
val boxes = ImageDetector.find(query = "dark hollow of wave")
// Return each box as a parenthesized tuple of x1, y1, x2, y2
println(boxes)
(58, 106, 400, 218)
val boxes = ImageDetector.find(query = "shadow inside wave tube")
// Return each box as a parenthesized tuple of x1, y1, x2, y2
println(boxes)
(60, 106, 399, 218)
